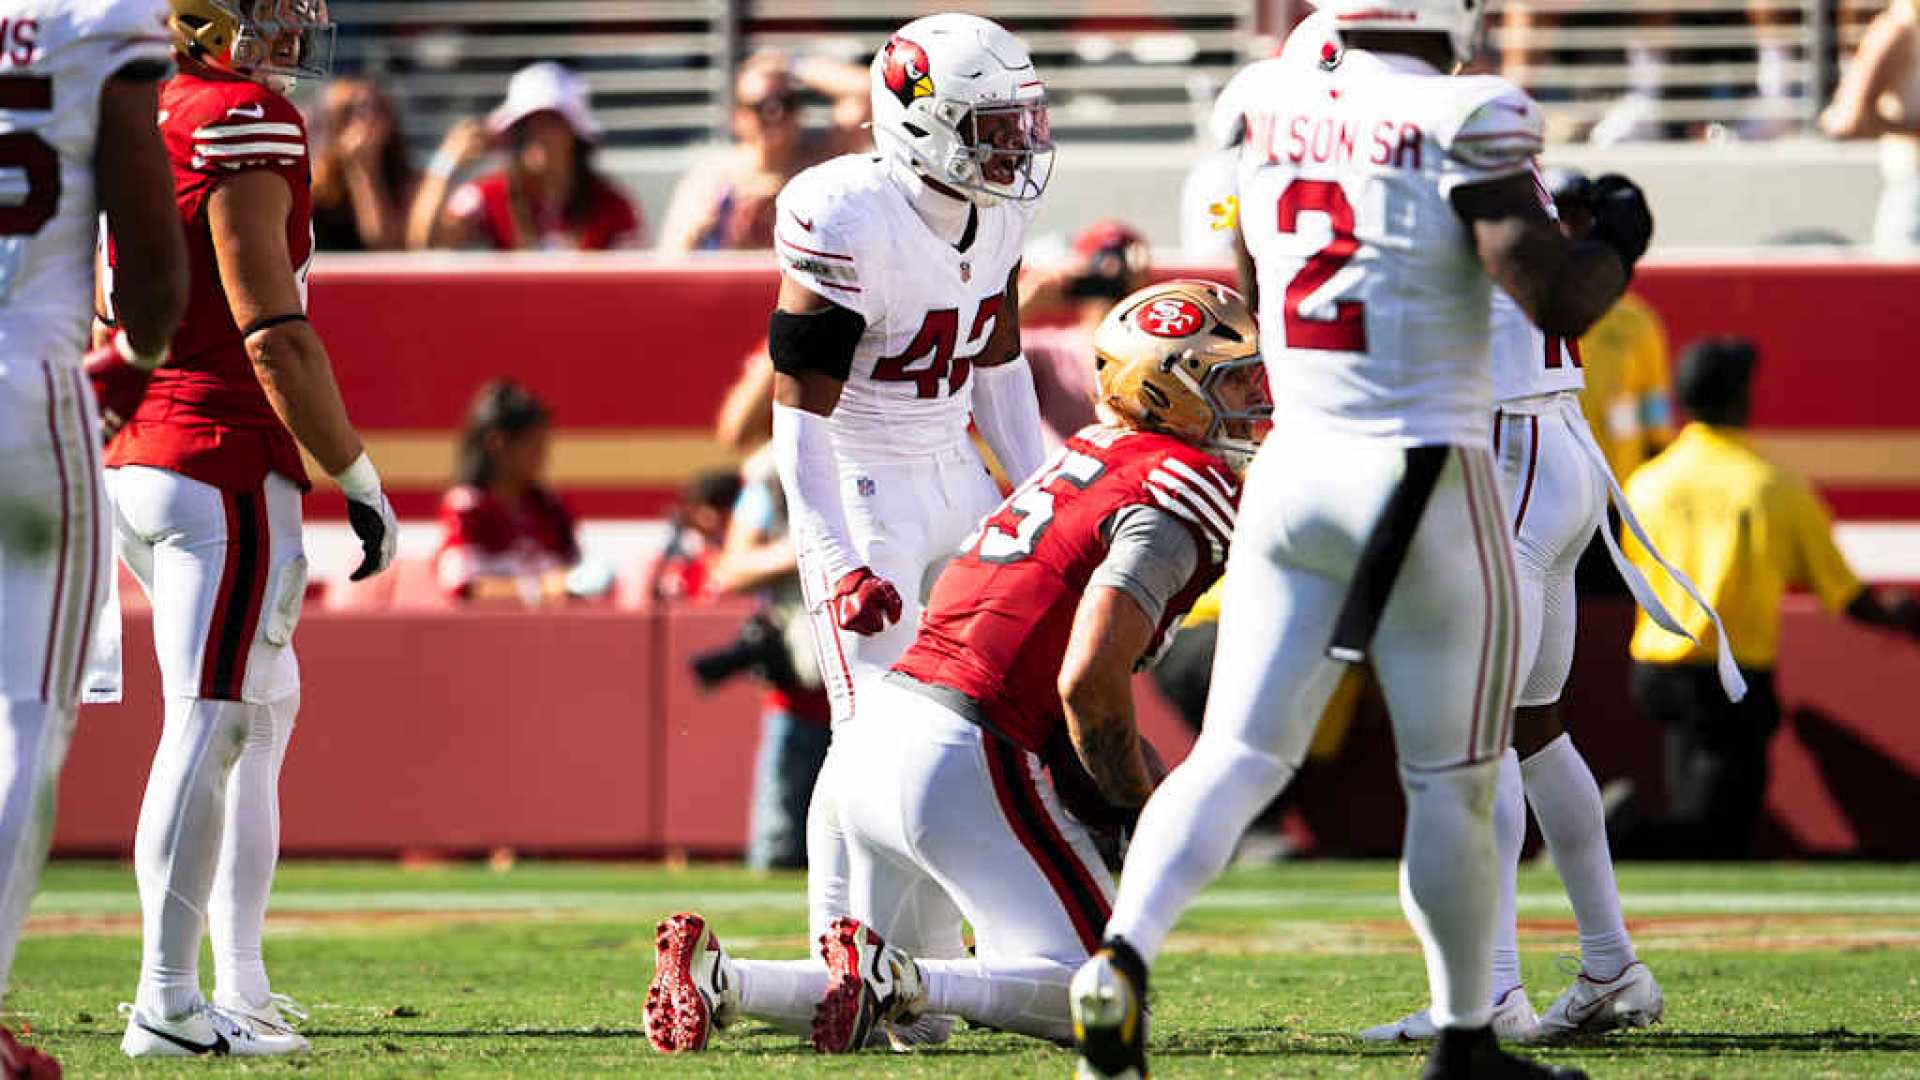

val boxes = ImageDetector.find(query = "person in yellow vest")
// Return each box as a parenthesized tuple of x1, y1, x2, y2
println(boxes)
(1613, 337, 1920, 859)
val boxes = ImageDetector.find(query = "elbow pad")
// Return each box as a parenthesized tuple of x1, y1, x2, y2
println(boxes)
(768, 304, 866, 382)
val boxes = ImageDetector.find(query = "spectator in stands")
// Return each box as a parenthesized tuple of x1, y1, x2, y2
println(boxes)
(409, 62, 644, 251)
(1820, 0, 1920, 252)
(706, 451, 832, 870)
(1018, 219, 1151, 448)
(310, 77, 418, 251)
(1610, 338, 1920, 859)
(656, 51, 869, 251)
(714, 340, 776, 454)
(436, 379, 581, 601)
(651, 471, 743, 602)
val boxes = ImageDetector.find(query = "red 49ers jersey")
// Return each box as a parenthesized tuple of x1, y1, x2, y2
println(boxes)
(106, 70, 310, 492)
(893, 425, 1239, 755)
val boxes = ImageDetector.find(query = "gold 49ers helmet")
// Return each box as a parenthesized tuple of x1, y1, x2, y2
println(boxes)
(1094, 279, 1270, 470)
(168, 0, 335, 92)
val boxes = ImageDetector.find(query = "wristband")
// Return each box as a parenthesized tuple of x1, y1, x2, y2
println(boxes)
(427, 148, 464, 181)
(112, 328, 168, 371)
(331, 451, 382, 501)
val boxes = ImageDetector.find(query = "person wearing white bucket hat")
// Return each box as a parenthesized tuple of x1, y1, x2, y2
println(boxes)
(407, 61, 643, 250)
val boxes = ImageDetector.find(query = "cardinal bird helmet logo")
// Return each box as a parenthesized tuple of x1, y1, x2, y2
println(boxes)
(882, 36, 934, 108)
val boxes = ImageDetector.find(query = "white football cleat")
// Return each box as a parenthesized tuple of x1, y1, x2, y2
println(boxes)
(119, 1001, 309, 1057)
(645, 912, 741, 1053)
(1537, 961, 1664, 1039)
(810, 917, 925, 1054)
(1361, 986, 1541, 1043)
(212, 990, 311, 1050)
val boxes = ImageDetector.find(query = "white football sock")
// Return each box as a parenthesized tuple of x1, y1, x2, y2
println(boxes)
(734, 957, 827, 1033)
(1521, 733, 1636, 981)
(1489, 748, 1525, 1004)
(1104, 736, 1293, 965)
(0, 699, 75, 996)
(920, 955, 1075, 1043)
(1399, 758, 1498, 1031)
(135, 696, 248, 1018)
(210, 693, 296, 1007)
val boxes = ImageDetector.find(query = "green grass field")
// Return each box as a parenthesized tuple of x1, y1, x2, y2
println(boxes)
(13, 860, 1919, 1077)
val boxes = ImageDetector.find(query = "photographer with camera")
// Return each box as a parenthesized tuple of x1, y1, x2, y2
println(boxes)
(689, 450, 831, 871)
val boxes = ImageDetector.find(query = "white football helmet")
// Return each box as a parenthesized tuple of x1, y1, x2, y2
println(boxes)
(869, 13, 1054, 207)
(1311, 0, 1486, 68)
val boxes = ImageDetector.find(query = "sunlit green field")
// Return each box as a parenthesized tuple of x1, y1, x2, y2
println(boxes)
(13, 860, 1919, 1077)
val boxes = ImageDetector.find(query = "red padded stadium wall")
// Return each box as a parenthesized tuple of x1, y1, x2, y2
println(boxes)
(302, 258, 1920, 521)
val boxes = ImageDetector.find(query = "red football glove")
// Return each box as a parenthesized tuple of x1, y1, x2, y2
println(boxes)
(84, 339, 155, 444)
(829, 567, 902, 635)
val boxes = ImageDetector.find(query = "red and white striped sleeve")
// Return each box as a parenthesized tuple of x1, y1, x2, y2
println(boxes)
(1439, 76, 1545, 196)
(1142, 454, 1241, 566)
(186, 91, 307, 174)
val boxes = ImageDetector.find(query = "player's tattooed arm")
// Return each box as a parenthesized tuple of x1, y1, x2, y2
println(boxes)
(96, 72, 187, 359)
(1453, 172, 1627, 340)
(1058, 585, 1160, 809)
(210, 170, 366, 474)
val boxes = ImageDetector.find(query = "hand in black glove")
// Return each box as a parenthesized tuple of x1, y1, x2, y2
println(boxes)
(1589, 173, 1654, 274)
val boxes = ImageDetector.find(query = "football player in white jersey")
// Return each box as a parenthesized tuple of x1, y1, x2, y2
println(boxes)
(0, 0, 186, 1071)
(1071, 2, 1656, 1077)
(1363, 168, 1743, 1045)
(767, 10, 1051, 982)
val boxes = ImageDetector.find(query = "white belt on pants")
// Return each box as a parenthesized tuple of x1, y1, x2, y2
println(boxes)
(1550, 394, 1746, 702)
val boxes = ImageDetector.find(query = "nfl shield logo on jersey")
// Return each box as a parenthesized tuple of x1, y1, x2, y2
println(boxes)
(856, 475, 877, 497)
(960, 261, 972, 283)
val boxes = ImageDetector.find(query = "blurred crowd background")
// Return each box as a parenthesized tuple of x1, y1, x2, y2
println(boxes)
(303, 0, 1920, 254)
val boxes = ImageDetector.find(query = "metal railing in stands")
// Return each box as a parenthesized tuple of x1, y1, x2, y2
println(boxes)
(328, 0, 1892, 152)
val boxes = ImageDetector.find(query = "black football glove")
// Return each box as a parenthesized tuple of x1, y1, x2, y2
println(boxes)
(332, 453, 398, 581)
(1589, 172, 1654, 274)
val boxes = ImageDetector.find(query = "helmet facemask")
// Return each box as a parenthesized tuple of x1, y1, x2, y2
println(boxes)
(940, 99, 1054, 206)
(1193, 355, 1272, 472)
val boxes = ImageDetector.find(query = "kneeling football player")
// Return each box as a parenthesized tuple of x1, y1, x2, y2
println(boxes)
(645, 280, 1268, 1053)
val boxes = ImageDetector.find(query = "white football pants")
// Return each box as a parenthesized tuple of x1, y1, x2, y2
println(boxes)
(0, 360, 110, 998)
(795, 440, 1001, 955)
(1105, 424, 1520, 1031)
(1493, 394, 1606, 710)
(108, 466, 306, 1017)
(741, 680, 1112, 1043)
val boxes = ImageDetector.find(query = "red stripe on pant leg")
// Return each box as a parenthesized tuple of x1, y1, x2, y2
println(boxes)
(981, 737, 1109, 952)
(199, 492, 245, 699)
(226, 491, 272, 696)
(67, 370, 106, 701)
(38, 362, 72, 701)
(1480, 448, 1520, 758)
(1460, 450, 1497, 765)
(1511, 416, 1540, 532)
(815, 565, 856, 717)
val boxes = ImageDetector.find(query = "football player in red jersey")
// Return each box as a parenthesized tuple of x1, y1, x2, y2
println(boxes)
(101, 0, 397, 1059)
(644, 281, 1268, 1055)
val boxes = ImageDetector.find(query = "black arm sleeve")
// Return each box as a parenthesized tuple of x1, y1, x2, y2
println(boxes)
(768, 304, 866, 382)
